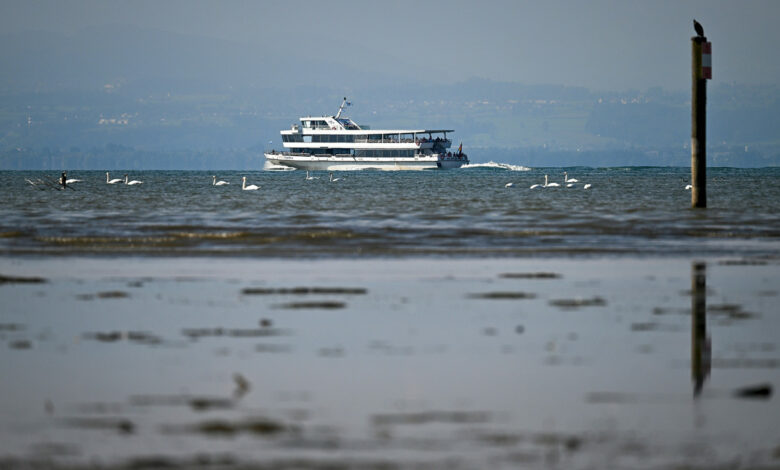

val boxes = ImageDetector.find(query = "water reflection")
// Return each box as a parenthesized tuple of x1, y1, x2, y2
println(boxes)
(691, 261, 711, 396)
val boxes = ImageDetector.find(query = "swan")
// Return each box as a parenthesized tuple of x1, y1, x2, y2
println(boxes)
(242, 176, 259, 191)
(583, 183, 592, 189)
(305, 171, 318, 180)
(106, 172, 123, 184)
(684, 184, 692, 190)
(505, 182, 514, 188)
(212, 175, 229, 186)
(531, 175, 560, 189)
(124, 175, 143, 185)
(530, 175, 548, 189)
(329, 173, 340, 182)
(564, 172, 578, 183)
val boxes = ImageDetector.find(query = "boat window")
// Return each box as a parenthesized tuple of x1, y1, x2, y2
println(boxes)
(303, 136, 312, 143)
(337, 119, 356, 129)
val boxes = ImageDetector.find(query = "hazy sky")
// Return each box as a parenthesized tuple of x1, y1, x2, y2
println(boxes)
(2, 0, 779, 91)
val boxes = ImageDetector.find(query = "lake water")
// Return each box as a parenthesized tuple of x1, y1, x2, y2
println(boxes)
(2, 165, 779, 257)
(1, 165, 779, 469)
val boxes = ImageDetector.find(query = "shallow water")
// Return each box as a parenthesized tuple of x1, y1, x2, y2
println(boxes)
(2, 167, 779, 257)
(1, 257, 779, 469)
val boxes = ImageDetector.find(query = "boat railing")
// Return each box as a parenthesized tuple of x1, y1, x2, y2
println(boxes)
(353, 138, 417, 144)
(269, 151, 357, 158)
(352, 138, 451, 146)
(269, 151, 309, 157)
(438, 152, 469, 161)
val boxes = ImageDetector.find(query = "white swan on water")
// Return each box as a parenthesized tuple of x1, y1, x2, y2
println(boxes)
(505, 182, 514, 188)
(242, 176, 259, 191)
(583, 183, 592, 189)
(65, 178, 82, 184)
(124, 175, 143, 185)
(564, 172, 578, 183)
(106, 172, 123, 184)
(305, 171, 318, 180)
(212, 175, 229, 186)
(531, 175, 559, 189)
(685, 184, 692, 190)
(329, 173, 340, 182)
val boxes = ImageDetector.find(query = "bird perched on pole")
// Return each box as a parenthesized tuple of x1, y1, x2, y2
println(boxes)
(693, 19, 704, 37)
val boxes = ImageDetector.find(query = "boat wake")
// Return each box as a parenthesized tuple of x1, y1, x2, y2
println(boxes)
(462, 161, 531, 171)
(263, 161, 295, 171)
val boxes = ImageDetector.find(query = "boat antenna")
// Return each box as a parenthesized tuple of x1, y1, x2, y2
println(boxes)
(335, 97, 350, 119)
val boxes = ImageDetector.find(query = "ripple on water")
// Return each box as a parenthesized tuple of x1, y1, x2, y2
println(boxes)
(0, 168, 778, 257)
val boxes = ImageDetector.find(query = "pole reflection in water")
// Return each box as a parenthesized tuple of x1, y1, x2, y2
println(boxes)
(691, 261, 711, 397)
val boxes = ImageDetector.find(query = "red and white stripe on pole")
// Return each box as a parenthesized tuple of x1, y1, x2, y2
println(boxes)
(702, 41, 712, 79)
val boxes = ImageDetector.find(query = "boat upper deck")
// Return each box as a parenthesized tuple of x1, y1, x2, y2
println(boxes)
(283, 98, 452, 136)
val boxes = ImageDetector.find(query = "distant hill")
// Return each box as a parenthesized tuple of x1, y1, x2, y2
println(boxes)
(1, 26, 778, 168)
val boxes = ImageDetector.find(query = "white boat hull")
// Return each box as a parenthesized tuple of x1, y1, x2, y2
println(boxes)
(263, 154, 467, 171)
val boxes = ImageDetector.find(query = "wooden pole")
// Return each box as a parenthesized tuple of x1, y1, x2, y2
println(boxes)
(691, 36, 707, 208)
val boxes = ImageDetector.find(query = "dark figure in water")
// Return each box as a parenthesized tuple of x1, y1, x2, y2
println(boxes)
(693, 19, 704, 37)
(60, 172, 67, 189)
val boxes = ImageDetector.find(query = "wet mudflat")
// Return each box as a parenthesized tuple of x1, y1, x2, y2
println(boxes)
(1, 256, 779, 469)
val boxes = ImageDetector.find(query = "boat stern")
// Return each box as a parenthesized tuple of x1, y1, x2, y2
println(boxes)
(437, 153, 469, 169)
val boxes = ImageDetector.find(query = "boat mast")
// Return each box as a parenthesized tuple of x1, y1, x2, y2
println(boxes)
(335, 97, 349, 119)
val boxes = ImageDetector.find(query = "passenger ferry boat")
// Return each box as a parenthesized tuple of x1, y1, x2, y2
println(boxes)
(264, 98, 468, 171)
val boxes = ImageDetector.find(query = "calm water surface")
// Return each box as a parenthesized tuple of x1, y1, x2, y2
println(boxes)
(2, 166, 779, 257)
